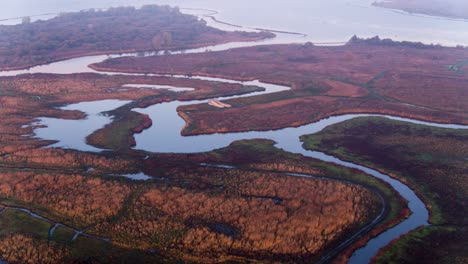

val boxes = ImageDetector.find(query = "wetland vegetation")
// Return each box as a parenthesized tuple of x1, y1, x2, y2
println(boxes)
(301, 117, 468, 263)
(0, 2, 466, 263)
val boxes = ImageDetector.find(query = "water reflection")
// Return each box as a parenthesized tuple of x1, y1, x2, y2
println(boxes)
(34, 100, 130, 152)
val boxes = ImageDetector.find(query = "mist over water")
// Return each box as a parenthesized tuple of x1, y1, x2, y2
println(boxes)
(1, 0, 467, 46)
(0, 1, 466, 264)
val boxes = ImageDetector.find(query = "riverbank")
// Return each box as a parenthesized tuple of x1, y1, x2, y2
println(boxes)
(301, 117, 468, 263)
(0, 5, 273, 71)
(0, 3, 466, 263)
(0, 138, 391, 263)
(89, 39, 468, 136)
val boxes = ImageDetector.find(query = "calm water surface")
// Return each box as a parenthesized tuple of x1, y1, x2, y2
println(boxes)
(1, 0, 467, 45)
(1, 1, 467, 263)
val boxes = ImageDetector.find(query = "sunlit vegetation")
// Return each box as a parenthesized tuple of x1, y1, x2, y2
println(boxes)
(0, 137, 399, 263)
(0, 72, 263, 165)
(0, 210, 67, 263)
(0, 233, 69, 264)
(0, 208, 174, 263)
(300, 117, 468, 262)
(1, 148, 136, 172)
(0, 5, 273, 70)
(0, 171, 132, 226)
(0, 4, 453, 262)
(0, 73, 161, 103)
(94, 170, 379, 262)
(0, 73, 260, 104)
(143, 139, 410, 262)
(92, 37, 468, 135)
(90, 140, 385, 262)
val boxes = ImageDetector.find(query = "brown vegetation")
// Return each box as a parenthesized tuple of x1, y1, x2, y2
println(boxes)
(1, 148, 135, 171)
(0, 6, 273, 70)
(0, 71, 263, 158)
(0, 11, 432, 261)
(0, 73, 258, 104)
(323, 79, 369, 97)
(301, 117, 468, 263)
(91, 38, 468, 135)
(0, 171, 132, 226)
(0, 234, 69, 264)
(179, 94, 464, 135)
(303, 117, 468, 225)
(0, 60, 439, 263)
(93, 167, 380, 262)
(142, 139, 410, 263)
(0, 138, 389, 263)
(373, 71, 468, 112)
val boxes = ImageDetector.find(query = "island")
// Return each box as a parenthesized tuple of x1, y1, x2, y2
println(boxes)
(91, 36, 468, 136)
(0, 6, 273, 70)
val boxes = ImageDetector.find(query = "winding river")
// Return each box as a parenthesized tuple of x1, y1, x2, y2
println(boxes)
(1, 9, 467, 264)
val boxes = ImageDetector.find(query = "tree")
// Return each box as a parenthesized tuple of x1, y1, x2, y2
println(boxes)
(162, 31, 172, 46)
(152, 32, 172, 50)
(21, 16, 31, 24)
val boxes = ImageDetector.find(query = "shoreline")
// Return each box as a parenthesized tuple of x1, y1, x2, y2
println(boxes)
(0, 3, 465, 263)
(0, 34, 273, 72)
(176, 109, 468, 137)
(372, 1, 468, 22)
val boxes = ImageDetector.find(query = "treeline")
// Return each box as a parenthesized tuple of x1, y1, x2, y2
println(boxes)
(0, 5, 271, 70)
(2, 148, 136, 171)
(347, 35, 452, 49)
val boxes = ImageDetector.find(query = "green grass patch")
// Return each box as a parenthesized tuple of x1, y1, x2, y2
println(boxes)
(0, 209, 52, 238)
(0, 197, 88, 230)
(87, 111, 147, 150)
(51, 226, 75, 244)
(375, 226, 468, 264)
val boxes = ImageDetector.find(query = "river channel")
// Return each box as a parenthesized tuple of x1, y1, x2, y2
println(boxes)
(1, 6, 467, 264)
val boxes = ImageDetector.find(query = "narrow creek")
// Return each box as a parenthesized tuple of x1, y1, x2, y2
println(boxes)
(0, 13, 467, 264)
(0, 206, 108, 243)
